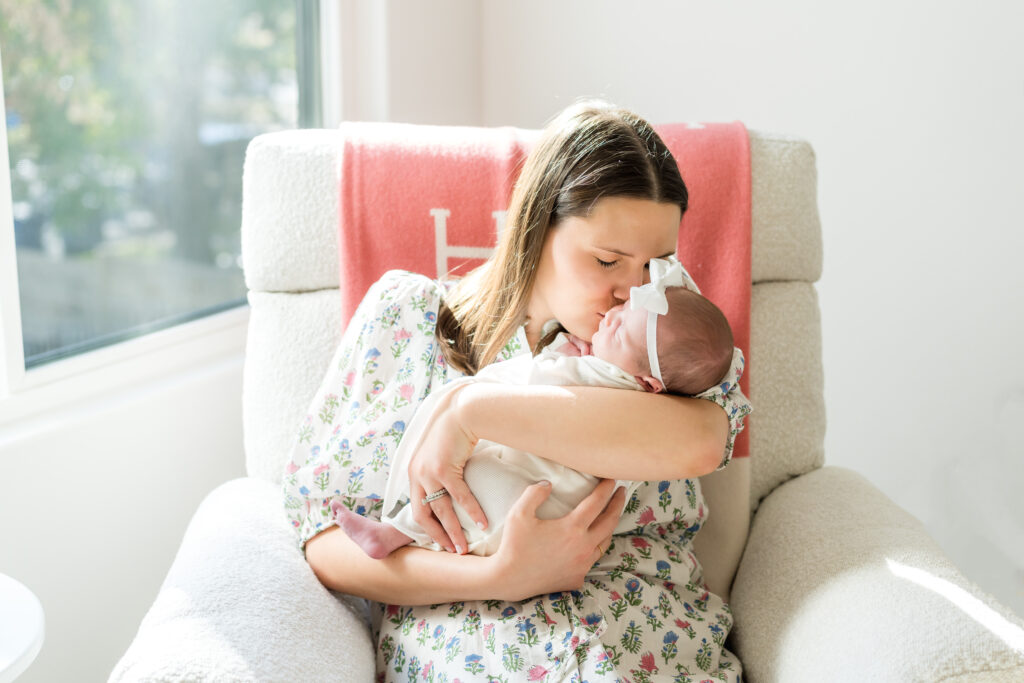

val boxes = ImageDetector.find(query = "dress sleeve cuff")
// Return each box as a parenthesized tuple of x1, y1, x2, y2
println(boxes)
(693, 346, 752, 471)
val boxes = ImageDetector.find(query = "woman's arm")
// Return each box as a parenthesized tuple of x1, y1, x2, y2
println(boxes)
(456, 383, 727, 480)
(306, 479, 626, 604)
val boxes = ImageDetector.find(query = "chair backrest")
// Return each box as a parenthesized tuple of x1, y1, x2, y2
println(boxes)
(238, 126, 824, 596)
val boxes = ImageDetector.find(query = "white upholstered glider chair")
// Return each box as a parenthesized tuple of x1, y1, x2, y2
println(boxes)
(110, 126, 1024, 682)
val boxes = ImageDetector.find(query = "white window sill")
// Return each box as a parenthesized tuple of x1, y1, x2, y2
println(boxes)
(0, 304, 250, 440)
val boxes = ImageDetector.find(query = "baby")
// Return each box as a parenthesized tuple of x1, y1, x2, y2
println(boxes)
(332, 257, 736, 558)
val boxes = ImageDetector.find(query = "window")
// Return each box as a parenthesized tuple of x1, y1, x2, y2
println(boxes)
(0, 0, 307, 370)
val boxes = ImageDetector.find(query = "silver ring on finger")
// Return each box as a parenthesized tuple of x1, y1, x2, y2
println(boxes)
(421, 487, 450, 505)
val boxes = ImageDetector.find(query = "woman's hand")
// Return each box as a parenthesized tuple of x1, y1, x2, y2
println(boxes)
(491, 478, 626, 602)
(408, 385, 489, 554)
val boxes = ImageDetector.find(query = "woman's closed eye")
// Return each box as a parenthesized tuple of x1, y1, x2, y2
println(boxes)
(595, 258, 652, 270)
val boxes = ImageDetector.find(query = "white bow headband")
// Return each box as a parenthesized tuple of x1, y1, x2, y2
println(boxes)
(628, 255, 688, 383)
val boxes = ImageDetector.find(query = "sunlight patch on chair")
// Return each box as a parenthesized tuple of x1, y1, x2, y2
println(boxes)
(887, 559, 1024, 654)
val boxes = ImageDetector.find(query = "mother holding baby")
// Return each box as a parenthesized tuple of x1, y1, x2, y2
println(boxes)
(283, 100, 751, 682)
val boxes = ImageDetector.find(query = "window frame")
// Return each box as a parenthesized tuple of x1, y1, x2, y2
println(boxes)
(0, 3, 337, 426)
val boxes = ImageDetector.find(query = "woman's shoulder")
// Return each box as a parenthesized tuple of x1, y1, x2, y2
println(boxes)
(365, 269, 448, 307)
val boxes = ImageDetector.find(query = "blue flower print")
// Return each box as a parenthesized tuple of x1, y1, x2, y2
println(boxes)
(418, 310, 438, 335)
(363, 348, 381, 374)
(464, 653, 484, 674)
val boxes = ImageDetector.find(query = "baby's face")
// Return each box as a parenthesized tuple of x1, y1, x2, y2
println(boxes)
(590, 303, 650, 376)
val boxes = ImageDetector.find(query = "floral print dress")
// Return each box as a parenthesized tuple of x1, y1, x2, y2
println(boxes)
(282, 270, 752, 683)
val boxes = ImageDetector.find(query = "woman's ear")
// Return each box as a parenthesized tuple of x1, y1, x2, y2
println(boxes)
(634, 375, 665, 393)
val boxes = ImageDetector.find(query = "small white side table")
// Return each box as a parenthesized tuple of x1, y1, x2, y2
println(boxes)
(0, 574, 44, 682)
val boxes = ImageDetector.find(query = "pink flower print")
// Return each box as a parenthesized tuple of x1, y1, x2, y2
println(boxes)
(698, 503, 705, 519)
(637, 507, 656, 525)
(421, 661, 432, 680)
(631, 537, 651, 549)
(417, 618, 427, 632)
(609, 591, 622, 601)
(399, 383, 414, 401)
(394, 328, 412, 342)
(675, 618, 690, 629)
(527, 665, 550, 680)
(344, 371, 355, 387)
(482, 624, 494, 639)
(639, 652, 658, 673)
(386, 604, 399, 617)
(313, 464, 329, 477)
(663, 581, 675, 592)
(285, 462, 300, 474)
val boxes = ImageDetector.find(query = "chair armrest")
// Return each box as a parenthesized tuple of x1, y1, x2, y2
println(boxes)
(730, 465, 1024, 681)
(110, 477, 376, 682)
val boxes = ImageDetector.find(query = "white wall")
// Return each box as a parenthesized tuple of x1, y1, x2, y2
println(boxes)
(0, 342, 246, 681)
(474, 0, 1024, 615)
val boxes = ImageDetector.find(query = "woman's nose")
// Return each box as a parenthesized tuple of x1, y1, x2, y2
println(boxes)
(612, 264, 648, 303)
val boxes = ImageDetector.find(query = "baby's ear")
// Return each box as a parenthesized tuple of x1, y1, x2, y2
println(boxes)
(635, 375, 666, 394)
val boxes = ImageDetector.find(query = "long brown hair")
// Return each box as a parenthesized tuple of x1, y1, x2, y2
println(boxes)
(436, 99, 689, 375)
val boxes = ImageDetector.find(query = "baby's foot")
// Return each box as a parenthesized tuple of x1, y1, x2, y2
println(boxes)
(330, 500, 413, 559)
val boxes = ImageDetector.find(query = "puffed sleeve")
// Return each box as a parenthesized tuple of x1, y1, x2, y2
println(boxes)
(693, 347, 752, 471)
(280, 269, 451, 554)
(674, 260, 753, 472)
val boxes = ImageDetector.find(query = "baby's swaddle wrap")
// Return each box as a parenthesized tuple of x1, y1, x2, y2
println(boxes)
(382, 334, 644, 556)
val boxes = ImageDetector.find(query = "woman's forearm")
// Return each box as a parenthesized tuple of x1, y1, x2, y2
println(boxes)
(455, 383, 727, 480)
(305, 525, 507, 605)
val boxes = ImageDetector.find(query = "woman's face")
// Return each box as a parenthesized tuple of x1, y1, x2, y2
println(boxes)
(530, 196, 681, 343)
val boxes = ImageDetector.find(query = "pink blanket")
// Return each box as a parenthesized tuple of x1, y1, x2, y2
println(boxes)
(337, 120, 750, 459)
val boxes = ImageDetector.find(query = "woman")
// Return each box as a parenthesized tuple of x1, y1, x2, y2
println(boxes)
(283, 100, 751, 682)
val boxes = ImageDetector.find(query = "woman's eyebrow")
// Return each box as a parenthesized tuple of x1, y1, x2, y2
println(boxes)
(595, 246, 676, 259)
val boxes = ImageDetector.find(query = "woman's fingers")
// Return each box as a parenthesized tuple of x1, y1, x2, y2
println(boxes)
(589, 484, 627, 538)
(410, 482, 455, 553)
(510, 480, 553, 519)
(430, 496, 469, 554)
(594, 531, 615, 562)
(445, 476, 489, 531)
(567, 478, 619, 527)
